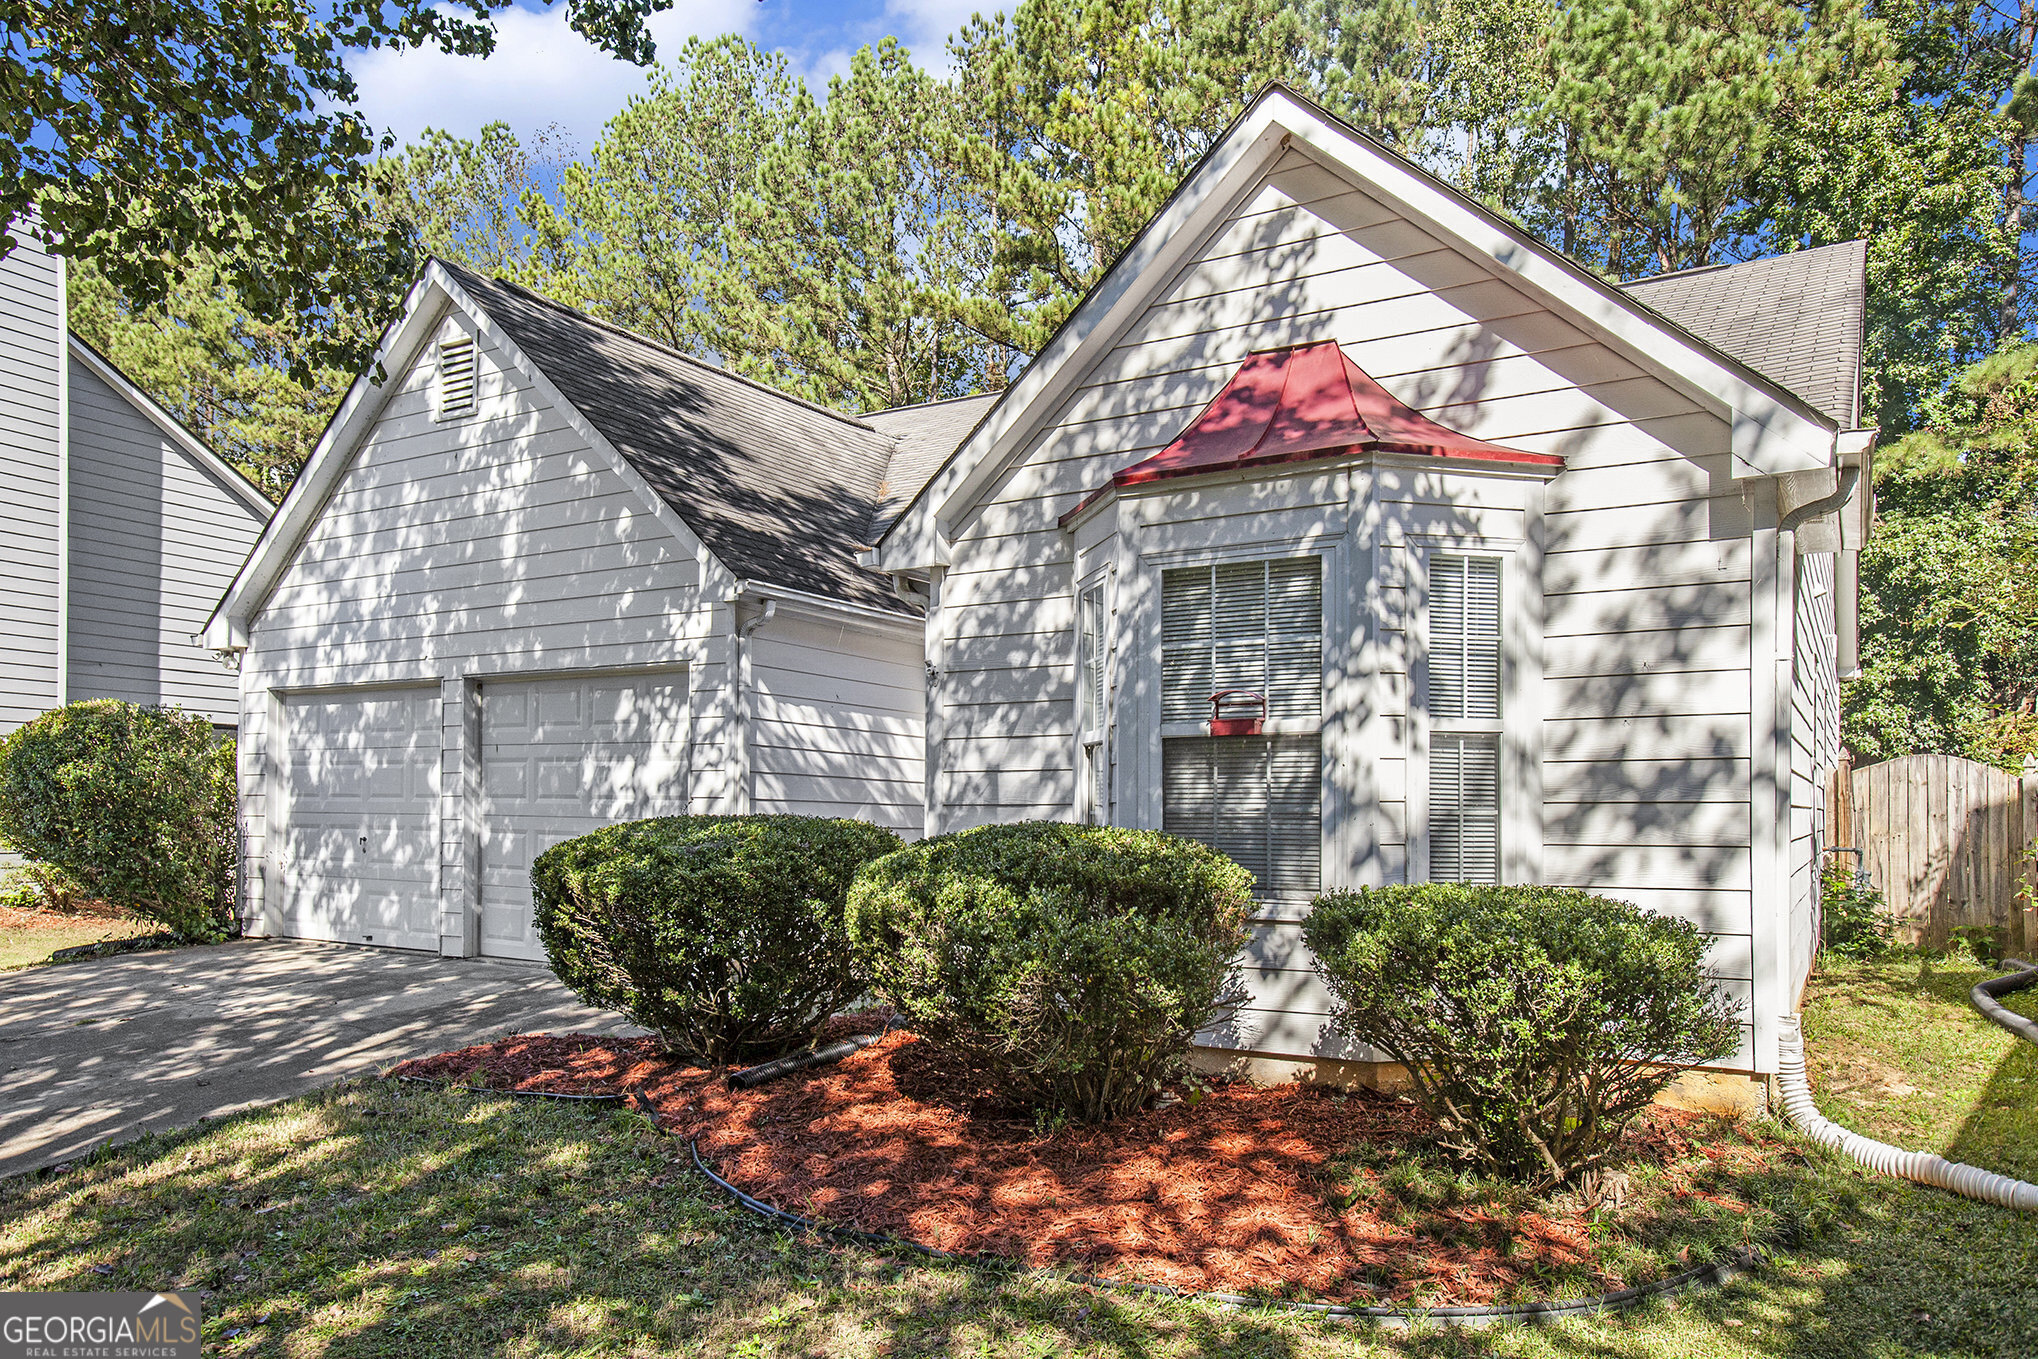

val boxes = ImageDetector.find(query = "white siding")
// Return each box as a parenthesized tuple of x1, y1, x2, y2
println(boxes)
(240, 307, 733, 946)
(931, 150, 1763, 1071)
(65, 361, 267, 725)
(0, 232, 62, 734)
(749, 613, 924, 834)
(1789, 551, 1840, 999)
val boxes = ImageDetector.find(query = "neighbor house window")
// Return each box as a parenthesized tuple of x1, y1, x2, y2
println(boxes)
(1160, 557, 1321, 900)
(1427, 554, 1502, 883)
(435, 335, 478, 420)
(1078, 582, 1110, 824)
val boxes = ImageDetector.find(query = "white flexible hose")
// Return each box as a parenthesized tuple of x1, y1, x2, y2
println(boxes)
(1776, 1013, 2038, 1212)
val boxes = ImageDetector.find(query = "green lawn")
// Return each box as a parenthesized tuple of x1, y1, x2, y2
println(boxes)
(0, 958, 2032, 1357)
(0, 914, 153, 970)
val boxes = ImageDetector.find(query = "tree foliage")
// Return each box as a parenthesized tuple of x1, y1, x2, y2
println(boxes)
(1846, 342, 2038, 769)
(2, 0, 675, 377)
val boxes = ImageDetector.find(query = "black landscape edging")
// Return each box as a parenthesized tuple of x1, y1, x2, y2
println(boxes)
(47, 933, 184, 963)
(1971, 959, 2038, 1048)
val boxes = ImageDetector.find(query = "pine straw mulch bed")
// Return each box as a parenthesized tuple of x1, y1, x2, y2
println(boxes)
(387, 1027, 1796, 1307)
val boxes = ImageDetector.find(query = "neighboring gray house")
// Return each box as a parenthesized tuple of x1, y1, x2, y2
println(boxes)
(204, 264, 972, 960)
(869, 87, 1873, 1101)
(0, 228, 273, 741)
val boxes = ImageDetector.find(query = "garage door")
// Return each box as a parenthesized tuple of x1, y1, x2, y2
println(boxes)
(275, 687, 440, 951)
(479, 672, 689, 960)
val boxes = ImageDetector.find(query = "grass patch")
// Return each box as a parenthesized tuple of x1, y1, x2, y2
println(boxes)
(0, 961, 2031, 1356)
(0, 911, 154, 970)
(1802, 953, 2038, 1179)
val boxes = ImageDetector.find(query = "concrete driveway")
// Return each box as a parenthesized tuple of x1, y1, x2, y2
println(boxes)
(0, 938, 635, 1177)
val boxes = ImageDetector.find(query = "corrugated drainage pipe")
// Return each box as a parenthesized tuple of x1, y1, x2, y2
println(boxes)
(1970, 959, 2038, 1047)
(1775, 1012, 2038, 1212)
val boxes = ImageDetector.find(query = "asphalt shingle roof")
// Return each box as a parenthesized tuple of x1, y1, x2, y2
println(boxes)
(1618, 239, 1866, 428)
(447, 237, 1865, 611)
(862, 392, 1001, 541)
(443, 262, 914, 614)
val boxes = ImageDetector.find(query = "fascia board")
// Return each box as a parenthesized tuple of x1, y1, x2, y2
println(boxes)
(870, 110, 1294, 572)
(203, 271, 441, 648)
(730, 578, 923, 635)
(67, 333, 276, 519)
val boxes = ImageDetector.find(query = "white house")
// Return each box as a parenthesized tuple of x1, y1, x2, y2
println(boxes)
(867, 87, 1874, 1096)
(203, 264, 974, 959)
(0, 228, 272, 742)
(206, 86, 1871, 1102)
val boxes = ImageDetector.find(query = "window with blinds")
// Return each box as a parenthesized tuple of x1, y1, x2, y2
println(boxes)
(436, 335, 478, 421)
(1427, 555, 1503, 883)
(1163, 735, 1321, 899)
(1429, 733, 1500, 883)
(1160, 557, 1322, 726)
(1079, 584, 1109, 823)
(1159, 556, 1322, 899)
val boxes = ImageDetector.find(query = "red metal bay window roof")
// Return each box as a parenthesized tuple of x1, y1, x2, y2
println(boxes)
(1112, 340, 1564, 487)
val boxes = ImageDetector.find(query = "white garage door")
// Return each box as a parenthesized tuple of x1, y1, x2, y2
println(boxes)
(275, 687, 440, 951)
(479, 672, 689, 960)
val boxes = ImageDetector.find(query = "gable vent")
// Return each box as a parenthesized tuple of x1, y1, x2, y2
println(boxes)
(435, 335, 478, 420)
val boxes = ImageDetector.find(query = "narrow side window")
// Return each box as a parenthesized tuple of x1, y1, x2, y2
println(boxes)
(1427, 554, 1503, 883)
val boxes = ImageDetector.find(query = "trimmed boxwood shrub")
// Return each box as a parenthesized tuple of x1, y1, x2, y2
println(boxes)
(1303, 884, 1742, 1187)
(844, 821, 1254, 1123)
(0, 700, 236, 940)
(532, 814, 900, 1065)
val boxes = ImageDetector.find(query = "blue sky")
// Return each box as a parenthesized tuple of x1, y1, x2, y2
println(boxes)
(347, 0, 986, 153)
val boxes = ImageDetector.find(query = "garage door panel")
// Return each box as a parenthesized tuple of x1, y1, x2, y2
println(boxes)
(479, 672, 687, 961)
(276, 687, 439, 952)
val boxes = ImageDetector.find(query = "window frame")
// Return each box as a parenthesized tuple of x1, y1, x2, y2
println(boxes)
(1141, 539, 1337, 907)
(1409, 536, 1542, 887)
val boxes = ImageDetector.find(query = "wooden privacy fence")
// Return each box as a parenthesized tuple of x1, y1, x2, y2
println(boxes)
(1829, 754, 2038, 955)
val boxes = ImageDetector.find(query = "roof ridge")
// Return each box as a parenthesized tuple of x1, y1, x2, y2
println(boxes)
(1618, 238, 1868, 289)
(866, 390, 1005, 417)
(434, 258, 885, 438)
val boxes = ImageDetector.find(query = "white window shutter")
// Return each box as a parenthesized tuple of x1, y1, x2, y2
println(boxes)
(436, 336, 478, 420)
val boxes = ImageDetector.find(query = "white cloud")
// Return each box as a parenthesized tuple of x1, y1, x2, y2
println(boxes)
(348, 0, 761, 152)
(878, 0, 985, 70)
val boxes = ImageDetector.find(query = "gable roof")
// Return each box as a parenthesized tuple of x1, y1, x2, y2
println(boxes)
(439, 263, 914, 614)
(871, 84, 1857, 571)
(1619, 239, 1866, 428)
(864, 392, 1001, 541)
